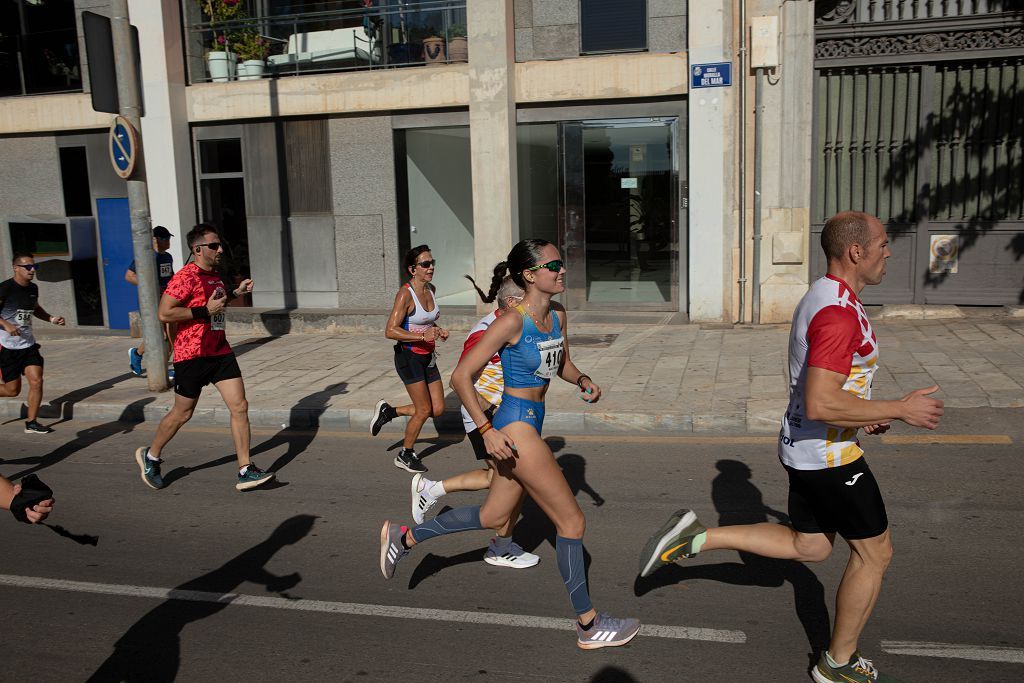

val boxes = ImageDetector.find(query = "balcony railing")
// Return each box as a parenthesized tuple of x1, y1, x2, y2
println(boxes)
(817, 0, 1023, 24)
(0, 28, 83, 98)
(186, 1, 468, 85)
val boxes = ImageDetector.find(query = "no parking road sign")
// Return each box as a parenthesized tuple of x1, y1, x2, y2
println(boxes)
(109, 115, 138, 179)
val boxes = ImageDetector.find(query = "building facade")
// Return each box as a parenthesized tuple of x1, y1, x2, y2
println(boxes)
(0, 0, 1020, 330)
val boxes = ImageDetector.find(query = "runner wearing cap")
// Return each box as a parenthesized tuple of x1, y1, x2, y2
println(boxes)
(127, 225, 176, 378)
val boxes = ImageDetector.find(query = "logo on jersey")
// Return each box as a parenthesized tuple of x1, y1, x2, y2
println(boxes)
(845, 472, 864, 486)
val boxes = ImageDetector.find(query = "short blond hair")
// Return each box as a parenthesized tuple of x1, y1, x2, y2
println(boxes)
(495, 277, 524, 309)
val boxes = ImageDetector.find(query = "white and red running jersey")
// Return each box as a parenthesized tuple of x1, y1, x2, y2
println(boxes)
(779, 275, 879, 470)
(459, 311, 505, 433)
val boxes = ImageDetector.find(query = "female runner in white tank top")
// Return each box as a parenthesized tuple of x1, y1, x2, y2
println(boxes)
(370, 245, 449, 473)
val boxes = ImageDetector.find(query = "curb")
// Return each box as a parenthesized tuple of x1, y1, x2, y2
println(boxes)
(0, 398, 779, 435)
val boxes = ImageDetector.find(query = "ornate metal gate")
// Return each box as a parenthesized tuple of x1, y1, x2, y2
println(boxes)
(812, 1, 1024, 304)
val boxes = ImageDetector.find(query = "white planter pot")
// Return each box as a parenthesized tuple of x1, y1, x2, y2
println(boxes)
(238, 59, 266, 80)
(207, 51, 238, 82)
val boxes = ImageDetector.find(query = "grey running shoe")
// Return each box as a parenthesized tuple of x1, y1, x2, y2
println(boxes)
(236, 464, 275, 491)
(576, 612, 641, 650)
(813, 651, 903, 682)
(379, 520, 409, 579)
(411, 473, 440, 524)
(135, 447, 164, 490)
(370, 399, 395, 436)
(484, 539, 540, 568)
(638, 509, 706, 578)
(394, 448, 427, 473)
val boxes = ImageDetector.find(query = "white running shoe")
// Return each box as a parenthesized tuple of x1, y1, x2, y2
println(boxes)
(411, 473, 441, 524)
(483, 539, 540, 568)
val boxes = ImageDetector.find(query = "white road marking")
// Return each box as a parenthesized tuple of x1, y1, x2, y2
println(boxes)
(0, 573, 745, 644)
(882, 641, 1024, 664)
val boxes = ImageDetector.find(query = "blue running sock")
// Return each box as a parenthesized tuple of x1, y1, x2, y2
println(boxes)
(410, 505, 483, 543)
(556, 535, 593, 615)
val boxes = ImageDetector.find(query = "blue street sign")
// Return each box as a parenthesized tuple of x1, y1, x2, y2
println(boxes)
(691, 62, 732, 89)
(109, 115, 138, 179)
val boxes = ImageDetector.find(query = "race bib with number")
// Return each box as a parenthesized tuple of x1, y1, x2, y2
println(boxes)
(211, 312, 226, 331)
(534, 337, 564, 380)
(14, 309, 33, 327)
(160, 263, 173, 278)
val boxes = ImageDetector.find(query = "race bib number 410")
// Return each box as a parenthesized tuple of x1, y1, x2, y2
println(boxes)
(534, 337, 564, 380)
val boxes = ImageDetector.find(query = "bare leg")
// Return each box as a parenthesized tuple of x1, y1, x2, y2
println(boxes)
(0, 377, 21, 398)
(149, 393, 199, 458)
(829, 530, 893, 664)
(137, 340, 146, 356)
(214, 377, 251, 468)
(24, 365, 43, 422)
(398, 381, 431, 450)
(441, 467, 492, 493)
(704, 524, 835, 562)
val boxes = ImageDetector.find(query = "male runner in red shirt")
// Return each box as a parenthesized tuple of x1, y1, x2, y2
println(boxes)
(134, 224, 274, 491)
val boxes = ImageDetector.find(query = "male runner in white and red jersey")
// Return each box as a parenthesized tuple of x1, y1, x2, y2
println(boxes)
(409, 277, 539, 568)
(638, 212, 944, 683)
(133, 224, 274, 492)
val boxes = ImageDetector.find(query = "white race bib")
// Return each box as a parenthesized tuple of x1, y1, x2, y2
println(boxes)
(211, 312, 226, 331)
(14, 309, 33, 327)
(534, 337, 564, 380)
(160, 263, 173, 278)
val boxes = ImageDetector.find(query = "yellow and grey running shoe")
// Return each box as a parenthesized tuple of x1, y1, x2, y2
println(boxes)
(638, 509, 706, 578)
(812, 651, 903, 682)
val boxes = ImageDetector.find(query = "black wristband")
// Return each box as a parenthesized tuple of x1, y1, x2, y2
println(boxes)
(576, 374, 592, 389)
(190, 306, 210, 320)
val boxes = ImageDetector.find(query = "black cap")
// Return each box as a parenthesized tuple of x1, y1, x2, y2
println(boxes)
(153, 226, 173, 238)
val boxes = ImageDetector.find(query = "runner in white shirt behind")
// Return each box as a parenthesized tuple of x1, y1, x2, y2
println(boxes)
(409, 276, 540, 569)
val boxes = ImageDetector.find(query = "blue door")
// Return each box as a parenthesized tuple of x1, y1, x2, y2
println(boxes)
(97, 198, 136, 329)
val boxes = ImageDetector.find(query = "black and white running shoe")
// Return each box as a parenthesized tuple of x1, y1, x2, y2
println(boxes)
(24, 420, 54, 434)
(484, 539, 540, 568)
(394, 448, 427, 473)
(370, 399, 395, 436)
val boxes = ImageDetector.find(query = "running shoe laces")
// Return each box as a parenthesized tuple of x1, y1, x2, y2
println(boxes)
(411, 474, 439, 524)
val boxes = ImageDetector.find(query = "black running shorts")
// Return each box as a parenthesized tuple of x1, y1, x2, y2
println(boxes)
(784, 456, 888, 540)
(173, 353, 242, 399)
(0, 343, 43, 382)
(394, 344, 441, 386)
(466, 406, 497, 460)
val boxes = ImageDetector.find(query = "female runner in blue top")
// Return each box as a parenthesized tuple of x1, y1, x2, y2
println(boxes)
(378, 239, 640, 650)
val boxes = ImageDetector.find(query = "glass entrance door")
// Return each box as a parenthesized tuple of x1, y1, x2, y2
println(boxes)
(561, 119, 678, 310)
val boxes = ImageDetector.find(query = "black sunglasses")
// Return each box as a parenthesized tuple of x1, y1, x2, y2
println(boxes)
(195, 242, 223, 251)
(15, 263, 38, 271)
(416, 259, 437, 269)
(526, 259, 564, 273)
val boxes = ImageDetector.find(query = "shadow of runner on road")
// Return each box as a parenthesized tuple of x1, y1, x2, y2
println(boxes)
(87, 514, 316, 683)
(3, 398, 155, 480)
(250, 382, 348, 474)
(633, 459, 831, 664)
(589, 666, 639, 683)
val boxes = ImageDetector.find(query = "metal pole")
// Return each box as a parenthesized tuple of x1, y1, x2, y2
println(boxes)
(111, 0, 168, 391)
(752, 66, 764, 325)
(737, 0, 747, 323)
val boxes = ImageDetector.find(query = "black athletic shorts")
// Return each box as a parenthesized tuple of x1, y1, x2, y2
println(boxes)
(394, 343, 441, 385)
(0, 343, 43, 383)
(785, 456, 888, 540)
(173, 353, 242, 399)
(466, 405, 498, 460)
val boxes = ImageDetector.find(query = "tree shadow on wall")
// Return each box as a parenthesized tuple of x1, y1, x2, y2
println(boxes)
(883, 62, 1024, 302)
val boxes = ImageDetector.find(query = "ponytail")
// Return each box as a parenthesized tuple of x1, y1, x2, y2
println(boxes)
(476, 261, 509, 303)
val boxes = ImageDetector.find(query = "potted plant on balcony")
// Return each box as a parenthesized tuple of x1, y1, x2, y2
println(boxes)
(234, 30, 269, 80)
(421, 27, 445, 66)
(200, 0, 244, 81)
(448, 23, 468, 63)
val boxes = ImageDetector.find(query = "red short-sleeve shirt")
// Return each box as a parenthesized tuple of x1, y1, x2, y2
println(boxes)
(163, 263, 232, 362)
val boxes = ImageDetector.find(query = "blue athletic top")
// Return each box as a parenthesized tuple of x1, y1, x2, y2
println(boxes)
(500, 305, 565, 388)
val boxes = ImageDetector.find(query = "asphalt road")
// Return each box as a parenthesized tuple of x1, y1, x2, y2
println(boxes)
(1, 408, 1022, 682)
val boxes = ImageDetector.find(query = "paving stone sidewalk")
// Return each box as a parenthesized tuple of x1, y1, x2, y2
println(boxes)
(3, 316, 1022, 434)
